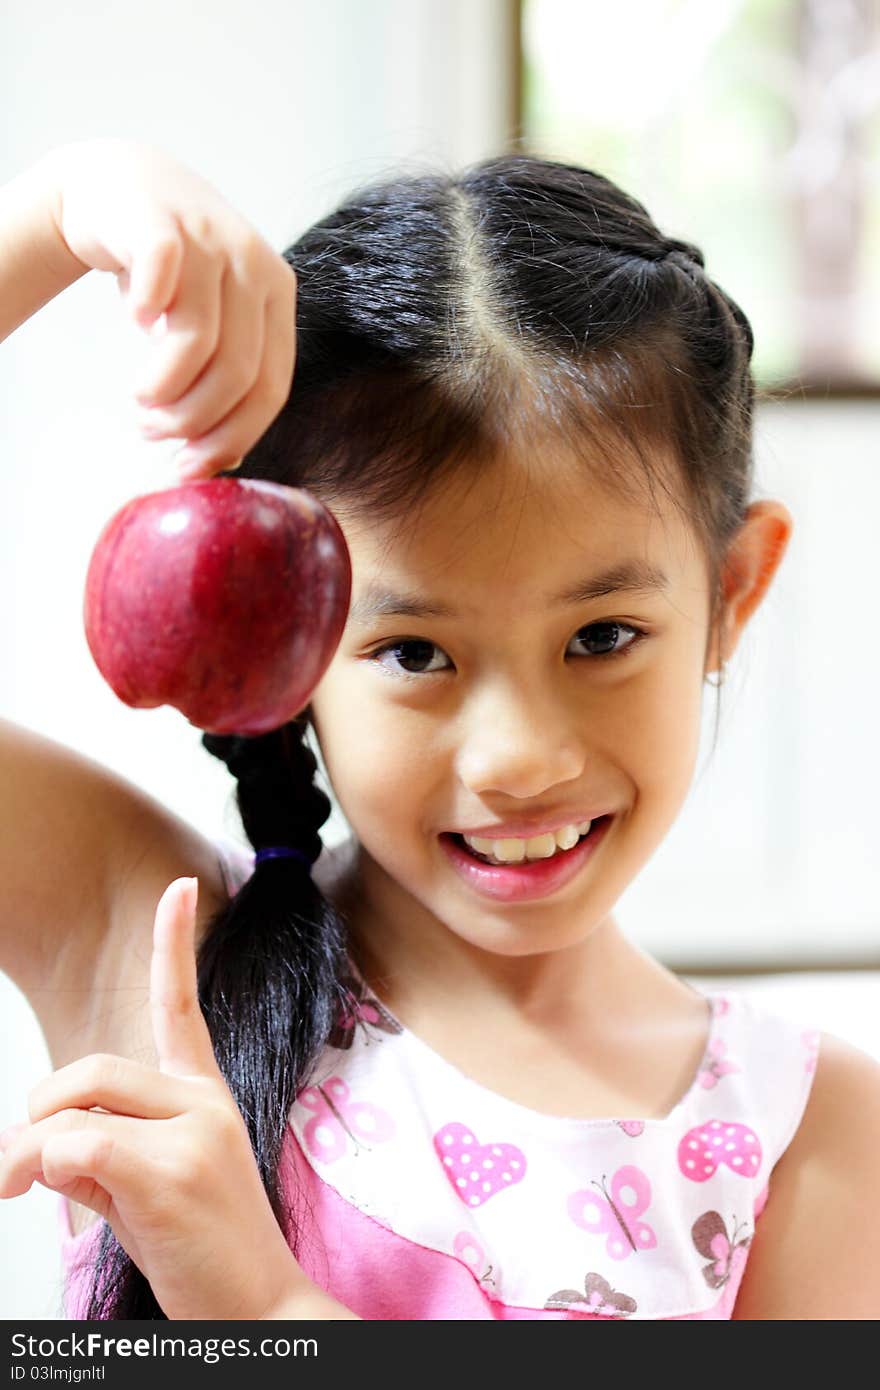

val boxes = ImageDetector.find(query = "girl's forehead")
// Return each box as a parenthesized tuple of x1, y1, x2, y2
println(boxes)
(337, 446, 699, 593)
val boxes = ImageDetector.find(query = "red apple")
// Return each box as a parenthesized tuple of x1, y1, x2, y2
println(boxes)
(83, 477, 352, 735)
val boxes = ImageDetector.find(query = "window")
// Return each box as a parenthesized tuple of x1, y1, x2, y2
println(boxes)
(521, 0, 880, 391)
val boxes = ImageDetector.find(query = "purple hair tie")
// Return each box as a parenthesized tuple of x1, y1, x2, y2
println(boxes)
(254, 846, 316, 870)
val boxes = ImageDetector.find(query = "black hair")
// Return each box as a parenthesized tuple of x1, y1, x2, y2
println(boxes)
(81, 154, 754, 1317)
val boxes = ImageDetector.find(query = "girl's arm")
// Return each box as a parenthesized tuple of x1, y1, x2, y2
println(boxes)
(731, 1030, 880, 1318)
(0, 155, 89, 341)
(0, 140, 296, 1014)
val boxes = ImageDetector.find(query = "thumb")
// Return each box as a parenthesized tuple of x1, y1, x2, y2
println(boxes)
(150, 877, 222, 1079)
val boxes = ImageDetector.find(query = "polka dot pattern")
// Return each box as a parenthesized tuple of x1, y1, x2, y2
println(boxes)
(433, 1122, 527, 1207)
(676, 1120, 762, 1183)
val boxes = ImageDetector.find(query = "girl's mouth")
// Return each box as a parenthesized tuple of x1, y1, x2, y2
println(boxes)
(438, 815, 614, 903)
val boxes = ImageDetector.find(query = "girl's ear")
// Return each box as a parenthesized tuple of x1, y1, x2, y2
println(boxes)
(708, 499, 794, 673)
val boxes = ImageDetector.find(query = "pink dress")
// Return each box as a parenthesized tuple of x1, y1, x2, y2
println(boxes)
(58, 835, 820, 1320)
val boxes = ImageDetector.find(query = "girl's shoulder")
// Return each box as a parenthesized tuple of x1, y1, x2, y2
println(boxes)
(731, 1028, 880, 1318)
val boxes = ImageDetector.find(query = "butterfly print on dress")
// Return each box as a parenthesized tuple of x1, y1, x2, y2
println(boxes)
(545, 1272, 638, 1317)
(697, 1036, 741, 1088)
(616, 1120, 645, 1137)
(452, 1231, 498, 1288)
(327, 970, 403, 1050)
(568, 1165, 658, 1260)
(298, 1075, 395, 1162)
(691, 1211, 752, 1290)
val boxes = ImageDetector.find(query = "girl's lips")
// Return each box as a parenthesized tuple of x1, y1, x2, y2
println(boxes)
(438, 815, 613, 903)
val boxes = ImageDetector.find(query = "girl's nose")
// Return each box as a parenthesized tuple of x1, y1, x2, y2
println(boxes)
(454, 682, 586, 800)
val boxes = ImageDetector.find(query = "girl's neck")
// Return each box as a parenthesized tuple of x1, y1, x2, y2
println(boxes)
(330, 841, 709, 1122)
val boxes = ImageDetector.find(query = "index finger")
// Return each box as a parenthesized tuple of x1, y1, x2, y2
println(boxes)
(150, 877, 222, 1079)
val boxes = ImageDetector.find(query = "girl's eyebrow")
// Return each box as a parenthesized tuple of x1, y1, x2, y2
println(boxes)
(348, 559, 670, 625)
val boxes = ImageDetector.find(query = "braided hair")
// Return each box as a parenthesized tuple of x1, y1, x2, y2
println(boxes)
(81, 154, 757, 1317)
(195, 720, 351, 1199)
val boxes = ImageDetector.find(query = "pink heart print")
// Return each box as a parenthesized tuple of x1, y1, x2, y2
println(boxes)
(434, 1122, 527, 1207)
(677, 1119, 762, 1181)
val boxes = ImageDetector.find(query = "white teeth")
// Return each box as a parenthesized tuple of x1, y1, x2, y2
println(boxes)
(463, 820, 593, 864)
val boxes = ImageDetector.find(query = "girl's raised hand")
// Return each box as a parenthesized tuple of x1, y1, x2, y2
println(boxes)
(0, 877, 309, 1320)
(45, 138, 297, 477)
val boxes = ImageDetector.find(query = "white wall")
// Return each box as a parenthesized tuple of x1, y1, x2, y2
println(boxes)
(0, 0, 515, 1322)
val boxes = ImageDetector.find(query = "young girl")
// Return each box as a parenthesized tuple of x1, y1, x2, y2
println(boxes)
(1, 139, 878, 1322)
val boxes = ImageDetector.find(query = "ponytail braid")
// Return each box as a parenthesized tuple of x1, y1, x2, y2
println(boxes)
(197, 717, 351, 1194)
(82, 716, 351, 1318)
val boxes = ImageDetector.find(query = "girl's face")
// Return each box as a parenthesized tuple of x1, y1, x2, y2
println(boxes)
(308, 440, 721, 962)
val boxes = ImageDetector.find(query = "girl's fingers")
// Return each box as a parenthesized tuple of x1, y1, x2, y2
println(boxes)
(0, 1109, 146, 1201)
(27, 1053, 193, 1126)
(40, 1131, 126, 1218)
(135, 267, 267, 443)
(42, 1165, 114, 1225)
(5, 1120, 141, 1270)
(125, 218, 186, 328)
(133, 238, 223, 408)
(150, 878, 222, 1080)
(172, 285, 296, 476)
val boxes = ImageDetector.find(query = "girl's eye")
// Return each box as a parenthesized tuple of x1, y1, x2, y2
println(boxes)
(370, 638, 452, 678)
(368, 623, 646, 679)
(569, 621, 645, 659)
